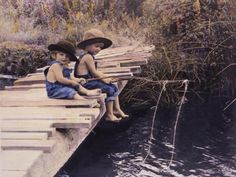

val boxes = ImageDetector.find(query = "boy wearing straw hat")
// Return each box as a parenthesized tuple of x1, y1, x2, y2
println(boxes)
(74, 29, 128, 122)
(45, 40, 101, 99)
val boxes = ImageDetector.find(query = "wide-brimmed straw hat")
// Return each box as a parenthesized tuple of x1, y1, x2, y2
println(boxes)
(77, 29, 112, 50)
(48, 40, 77, 61)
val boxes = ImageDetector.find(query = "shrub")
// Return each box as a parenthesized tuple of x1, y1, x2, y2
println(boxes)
(122, 0, 236, 105)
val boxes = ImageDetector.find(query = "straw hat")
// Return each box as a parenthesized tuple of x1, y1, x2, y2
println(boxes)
(48, 40, 77, 61)
(77, 29, 112, 50)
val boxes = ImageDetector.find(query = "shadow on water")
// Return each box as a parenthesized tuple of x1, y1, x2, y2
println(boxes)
(56, 96, 236, 177)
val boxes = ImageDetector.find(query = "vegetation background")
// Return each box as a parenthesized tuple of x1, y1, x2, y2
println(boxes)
(0, 0, 235, 105)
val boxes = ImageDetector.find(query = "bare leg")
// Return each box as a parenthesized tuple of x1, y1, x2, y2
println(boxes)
(73, 93, 86, 100)
(74, 93, 100, 107)
(78, 85, 101, 96)
(105, 101, 121, 122)
(113, 96, 129, 118)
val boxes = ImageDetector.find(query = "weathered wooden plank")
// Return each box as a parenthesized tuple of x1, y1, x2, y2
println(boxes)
(1, 127, 54, 136)
(8, 71, 132, 87)
(1, 171, 26, 177)
(99, 66, 141, 74)
(120, 59, 148, 67)
(96, 55, 149, 62)
(27, 72, 45, 77)
(14, 75, 45, 85)
(95, 45, 153, 59)
(1, 140, 55, 152)
(51, 118, 91, 128)
(1, 150, 43, 171)
(105, 72, 133, 78)
(0, 107, 100, 120)
(1, 87, 105, 99)
(0, 118, 92, 129)
(1, 132, 48, 140)
(29, 66, 138, 78)
(96, 51, 127, 59)
(0, 98, 98, 107)
(97, 58, 147, 68)
(36, 65, 50, 73)
(96, 45, 137, 57)
(0, 120, 54, 129)
(97, 62, 120, 68)
(5, 84, 45, 90)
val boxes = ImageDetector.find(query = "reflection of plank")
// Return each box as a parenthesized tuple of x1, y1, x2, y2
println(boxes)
(1, 150, 42, 171)
(1, 140, 55, 152)
(0, 107, 100, 120)
(1, 132, 48, 140)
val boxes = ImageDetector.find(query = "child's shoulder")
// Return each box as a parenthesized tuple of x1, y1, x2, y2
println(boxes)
(80, 53, 94, 61)
(50, 61, 62, 69)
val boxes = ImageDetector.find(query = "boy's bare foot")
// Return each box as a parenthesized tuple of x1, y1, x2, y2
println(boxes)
(86, 89, 101, 96)
(105, 113, 121, 122)
(94, 102, 100, 108)
(114, 110, 129, 118)
(73, 94, 86, 100)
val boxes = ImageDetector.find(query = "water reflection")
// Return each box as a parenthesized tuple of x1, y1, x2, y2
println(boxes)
(57, 98, 236, 177)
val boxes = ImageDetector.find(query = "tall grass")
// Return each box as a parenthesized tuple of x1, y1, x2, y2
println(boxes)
(0, 0, 147, 76)
(122, 0, 236, 105)
(0, 0, 146, 47)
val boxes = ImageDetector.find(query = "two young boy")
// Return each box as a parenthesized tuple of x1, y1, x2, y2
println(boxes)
(45, 29, 128, 122)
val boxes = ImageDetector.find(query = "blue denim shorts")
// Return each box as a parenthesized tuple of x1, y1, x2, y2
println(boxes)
(83, 80, 119, 102)
(45, 81, 77, 99)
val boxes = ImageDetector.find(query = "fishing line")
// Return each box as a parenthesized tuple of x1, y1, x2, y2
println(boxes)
(223, 97, 236, 111)
(142, 81, 167, 163)
(139, 78, 189, 174)
(166, 79, 189, 169)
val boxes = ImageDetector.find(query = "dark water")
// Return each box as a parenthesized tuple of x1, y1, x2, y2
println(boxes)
(0, 78, 15, 90)
(57, 97, 236, 177)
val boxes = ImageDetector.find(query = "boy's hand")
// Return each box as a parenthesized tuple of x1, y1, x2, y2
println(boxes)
(78, 78, 86, 85)
(111, 78, 118, 83)
(71, 80, 79, 87)
(102, 78, 112, 84)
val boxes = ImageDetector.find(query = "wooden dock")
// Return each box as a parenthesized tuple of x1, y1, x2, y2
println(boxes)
(0, 45, 152, 177)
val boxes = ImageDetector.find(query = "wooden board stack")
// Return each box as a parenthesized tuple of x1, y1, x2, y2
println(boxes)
(0, 45, 153, 177)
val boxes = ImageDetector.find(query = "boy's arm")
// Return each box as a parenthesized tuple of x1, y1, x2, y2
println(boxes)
(71, 74, 86, 85)
(84, 55, 112, 84)
(51, 64, 78, 86)
(84, 55, 106, 78)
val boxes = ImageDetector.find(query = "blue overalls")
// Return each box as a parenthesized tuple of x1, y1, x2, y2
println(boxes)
(74, 52, 119, 102)
(44, 60, 77, 99)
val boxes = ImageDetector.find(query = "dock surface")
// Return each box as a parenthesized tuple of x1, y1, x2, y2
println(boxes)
(0, 45, 152, 177)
